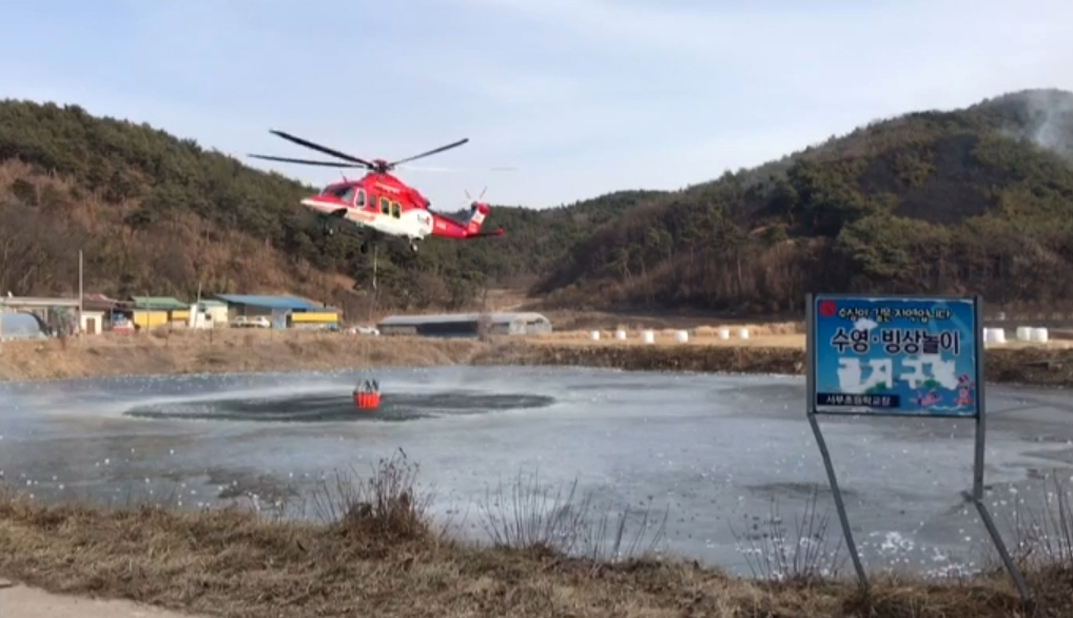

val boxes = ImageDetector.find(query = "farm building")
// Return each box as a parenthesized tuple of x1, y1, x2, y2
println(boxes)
(82, 293, 135, 332)
(377, 312, 552, 338)
(79, 310, 106, 335)
(214, 294, 340, 329)
(129, 296, 190, 328)
(193, 300, 229, 328)
(198, 300, 229, 321)
(0, 296, 81, 337)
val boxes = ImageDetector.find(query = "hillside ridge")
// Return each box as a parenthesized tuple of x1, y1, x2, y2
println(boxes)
(2, 89, 1072, 318)
(532, 88, 1073, 314)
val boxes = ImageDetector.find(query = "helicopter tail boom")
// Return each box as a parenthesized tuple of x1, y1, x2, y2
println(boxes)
(429, 202, 503, 239)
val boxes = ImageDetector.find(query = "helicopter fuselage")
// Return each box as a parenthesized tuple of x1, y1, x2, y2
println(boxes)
(247, 129, 503, 250)
(300, 192, 433, 242)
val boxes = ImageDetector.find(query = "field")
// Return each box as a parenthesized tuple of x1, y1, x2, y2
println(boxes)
(0, 327, 487, 382)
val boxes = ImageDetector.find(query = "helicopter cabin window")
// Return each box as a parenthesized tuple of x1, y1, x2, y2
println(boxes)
(391, 201, 401, 218)
(355, 188, 365, 208)
(379, 196, 390, 215)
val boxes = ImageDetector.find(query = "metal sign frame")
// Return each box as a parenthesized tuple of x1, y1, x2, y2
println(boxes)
(804, 293, 1029, 603)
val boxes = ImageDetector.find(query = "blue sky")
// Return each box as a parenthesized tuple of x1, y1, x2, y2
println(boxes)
(3, 0, 1073, 209)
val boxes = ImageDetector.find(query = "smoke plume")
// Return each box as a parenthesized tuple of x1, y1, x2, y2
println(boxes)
(1003, 89, 1073, 161)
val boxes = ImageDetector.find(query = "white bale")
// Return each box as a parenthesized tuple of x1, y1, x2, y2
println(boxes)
(984, 328, 1007, 344)
(1031, 327, 1049, 343)
(589, 330, 600, 341)
(1016, 326, 1033, 342)
(718, 328, 730, 340)
(641, 330, 655, 344)
(674, 330, 689, 343)
(615, 329, 627, 340)
(737, 328, 750, 340)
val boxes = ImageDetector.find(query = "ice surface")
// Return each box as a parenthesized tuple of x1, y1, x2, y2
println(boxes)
(1, 365, 1071, 577)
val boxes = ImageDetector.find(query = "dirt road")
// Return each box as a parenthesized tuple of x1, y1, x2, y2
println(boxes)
(0, 581, 207, 618)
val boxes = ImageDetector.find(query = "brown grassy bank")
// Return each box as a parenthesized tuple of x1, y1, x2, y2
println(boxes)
(4, 327, 1073, 388)
(477, 341, 1073, 388)
(1, 451, 1072, 618)
(0, 329, 489, 382)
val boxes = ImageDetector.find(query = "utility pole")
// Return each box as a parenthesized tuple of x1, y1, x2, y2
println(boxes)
(78, 249, 84, 336)
(195, 280, 203, 329)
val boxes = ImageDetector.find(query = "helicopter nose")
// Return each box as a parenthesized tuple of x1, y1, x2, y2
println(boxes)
(301, 196, 340, 212)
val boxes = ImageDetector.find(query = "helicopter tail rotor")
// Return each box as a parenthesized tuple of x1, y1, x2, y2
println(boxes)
(464, 186, 488, 201)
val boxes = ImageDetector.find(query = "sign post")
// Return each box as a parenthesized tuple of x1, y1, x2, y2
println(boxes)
(805, 293, 1029, 602)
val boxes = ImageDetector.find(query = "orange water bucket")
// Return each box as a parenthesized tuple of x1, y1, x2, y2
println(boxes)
(354, 389, 381, 411)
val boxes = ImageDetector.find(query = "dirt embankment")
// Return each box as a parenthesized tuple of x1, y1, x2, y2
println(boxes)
(3, 328, 1073, 388)
(0, 329, 488, 382)
(475, 340, 1073, 388)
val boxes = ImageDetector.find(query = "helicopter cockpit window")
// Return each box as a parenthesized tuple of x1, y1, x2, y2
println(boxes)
(327, 185, 355, 206)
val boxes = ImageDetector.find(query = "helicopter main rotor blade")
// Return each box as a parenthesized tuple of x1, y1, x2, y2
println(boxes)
(248, 154, 366, 168)
(396, 164, 517, 173)
(388, 138, 470, 167)
(269, 129, 375, 168)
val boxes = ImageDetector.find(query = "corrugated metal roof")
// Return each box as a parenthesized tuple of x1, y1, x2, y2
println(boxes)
(378, 312, 550, 326)
(0, 296, 81, 308)
(214, 294, 318, 310)
(130, 296, 189, 310)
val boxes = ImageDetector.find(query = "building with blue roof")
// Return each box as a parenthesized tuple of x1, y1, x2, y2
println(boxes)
(213, 294, 340, 329)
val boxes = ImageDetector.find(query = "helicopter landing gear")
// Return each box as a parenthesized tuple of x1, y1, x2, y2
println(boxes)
(409, 241, 419, 253)
(359, 242, 369, 255)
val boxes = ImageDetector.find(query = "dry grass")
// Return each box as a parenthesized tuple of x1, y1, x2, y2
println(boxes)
(530, 324, 1073, 351)
(475, 469, 669, 572)
(0, 328, 489, 381)
(2, 451, 1073, 617)
(729, 486, 848, 584)
(534, 321, 803, 342)
(6, 325, 1073, 389)
(476, 340, 1073, 388)
(531, 331, 808, 349)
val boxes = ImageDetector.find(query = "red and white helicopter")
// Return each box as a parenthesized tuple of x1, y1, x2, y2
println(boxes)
(248, 130, 508, 253)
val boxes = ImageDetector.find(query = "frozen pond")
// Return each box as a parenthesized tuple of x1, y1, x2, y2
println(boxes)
(2, 364, 1072, 577)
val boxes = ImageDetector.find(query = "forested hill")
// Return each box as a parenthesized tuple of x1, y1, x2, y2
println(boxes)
(3, 89, 1073, 318)
(534, 88, 1073, 314)
(0, 98, 658, 312)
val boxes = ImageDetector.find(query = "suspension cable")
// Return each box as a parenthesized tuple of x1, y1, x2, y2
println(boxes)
(361, 244, 379, 389)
